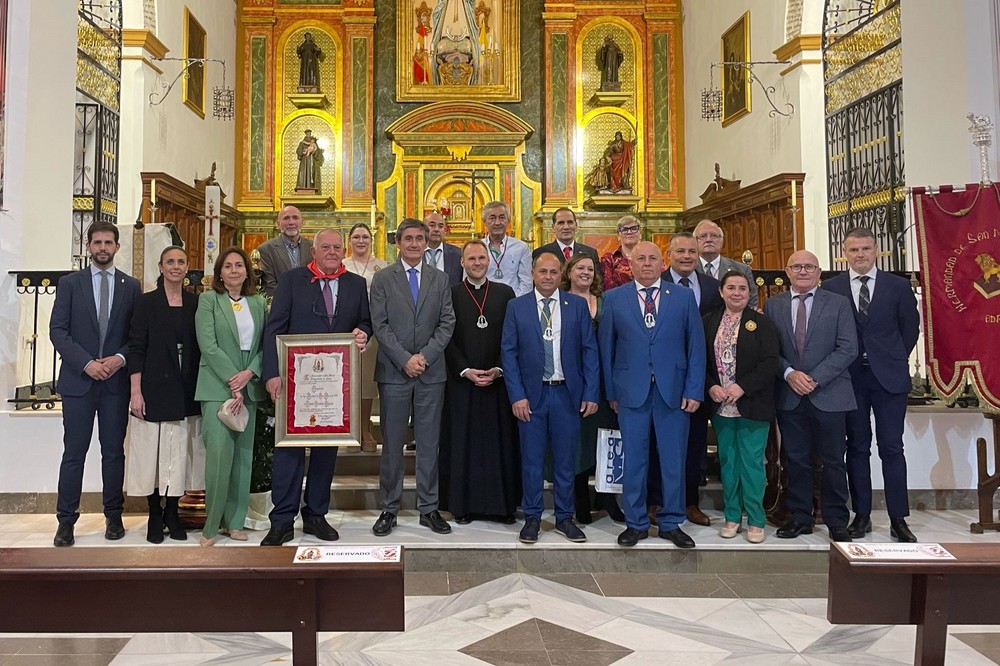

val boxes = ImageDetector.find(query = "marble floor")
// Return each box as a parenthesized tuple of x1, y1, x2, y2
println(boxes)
(1, 510, 999, 665)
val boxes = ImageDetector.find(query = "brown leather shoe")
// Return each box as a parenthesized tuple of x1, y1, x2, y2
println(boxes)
(686, 505, 711, 526)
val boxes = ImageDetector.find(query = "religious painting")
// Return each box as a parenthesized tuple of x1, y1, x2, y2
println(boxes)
(182, 7, 207, 118)
(397, 0, 520, 101)
(721, 11, 751, 127)
(275, 334, 362, 447)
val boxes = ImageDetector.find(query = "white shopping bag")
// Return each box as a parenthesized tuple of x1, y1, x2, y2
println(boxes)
(596, 428, 624, 494)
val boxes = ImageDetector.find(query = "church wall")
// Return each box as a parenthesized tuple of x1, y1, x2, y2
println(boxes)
(901, 0, 1000, 190)
(118, 0, 237, 235)
(682, 1, 829, 261)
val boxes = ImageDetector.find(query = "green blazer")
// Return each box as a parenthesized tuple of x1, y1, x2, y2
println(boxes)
(195, 290, 266, 403)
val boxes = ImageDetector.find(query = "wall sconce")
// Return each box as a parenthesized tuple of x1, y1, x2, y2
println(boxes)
(148, 57, 235, 120)
(701, 60, 794, 122)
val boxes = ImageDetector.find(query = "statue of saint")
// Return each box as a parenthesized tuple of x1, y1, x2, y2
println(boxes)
(585, 156, 612, 194)
(430, 0, 481, 84)
(413, 3, 433, 84)
(597, 36, 623, 92)
(295, 130, 324, 192)
(604, 131, 635, 193)
(297, 33, 323, 93)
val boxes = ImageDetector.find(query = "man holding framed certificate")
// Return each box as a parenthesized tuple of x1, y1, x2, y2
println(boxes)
(260, 228, 372, 546)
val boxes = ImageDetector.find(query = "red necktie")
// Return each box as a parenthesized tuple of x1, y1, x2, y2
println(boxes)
(563, 246, 572, 261)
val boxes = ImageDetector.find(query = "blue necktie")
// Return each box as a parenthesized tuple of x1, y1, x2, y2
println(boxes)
(643, 286, 657, 315)
(408, 268, 419, 305)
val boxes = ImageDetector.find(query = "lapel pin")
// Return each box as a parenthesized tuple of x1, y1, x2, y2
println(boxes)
(745, 320, 757, 331)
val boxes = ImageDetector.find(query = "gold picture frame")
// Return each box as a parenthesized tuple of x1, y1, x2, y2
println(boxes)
(396, 0, 520, 102)
(275, 333, 362, 447)
(182, 7, 206, 118)
(721, 11, 751, 127)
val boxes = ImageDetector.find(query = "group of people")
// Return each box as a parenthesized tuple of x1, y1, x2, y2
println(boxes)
(50, 204, 920, 550)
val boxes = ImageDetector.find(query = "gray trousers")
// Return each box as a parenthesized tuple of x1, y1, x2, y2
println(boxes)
(378, 380, 445, 514)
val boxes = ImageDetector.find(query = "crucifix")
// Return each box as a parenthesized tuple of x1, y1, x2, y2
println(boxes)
(204, 201, 219, 236)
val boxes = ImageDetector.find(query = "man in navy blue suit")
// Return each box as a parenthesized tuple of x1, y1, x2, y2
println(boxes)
(50, 222, 141, 547)
(261, 228, 372, 546)
(659, 231, 722, 527)
(599, 241, 706, 548)
(423, 212, 464, 285)
(822, 228, 920, 542)
(502, 252, 599, 544)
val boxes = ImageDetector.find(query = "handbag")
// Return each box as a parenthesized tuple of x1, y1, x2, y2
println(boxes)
(217, 398, 249, 432)
(595, 428, 624, 494)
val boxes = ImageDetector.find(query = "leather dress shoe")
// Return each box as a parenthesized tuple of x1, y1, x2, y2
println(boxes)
(260, 523, 294, 546)
(555, 520, 587, 543)
(776, 520, 813, 539)
(53, 523, 75, 547)
(455, 514, 473, 525)
(890, 517, 918, 543)
(420, 510, 452, 534)
(303, 516, 339, 541)
(659, 527, 696, 548)
(105, 516, 126, 541)
(372, 511, 397, 537)
(686, 505, 711, 526)
(828, 526, 853, 542)
(847, 514, 872, 539)
(519, 517, 541, 544)
(617, 527, 648, 547)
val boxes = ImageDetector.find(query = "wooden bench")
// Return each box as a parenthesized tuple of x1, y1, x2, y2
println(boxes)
(0, 547, 405, 664)
(828, 543, 1000, 665)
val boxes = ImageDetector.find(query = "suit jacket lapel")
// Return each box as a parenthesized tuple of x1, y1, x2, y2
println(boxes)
(219, 291, 241, 345)
(82, 270, 100, 332)
(804, 291, 825, 348)
(395, 264, 417, 313)
(651, 285, 670, 339)
(780, 293, 795, 343)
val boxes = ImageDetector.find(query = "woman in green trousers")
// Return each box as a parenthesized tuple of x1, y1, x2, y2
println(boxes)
(195, 247, 266, 546)
(703, 272, 781, 544)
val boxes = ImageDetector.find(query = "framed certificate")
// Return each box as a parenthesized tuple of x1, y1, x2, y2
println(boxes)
(275, 333, 361, 447)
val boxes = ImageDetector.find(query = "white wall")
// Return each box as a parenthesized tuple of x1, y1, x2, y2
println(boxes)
(682, 0, 829, 261)
(118, 0, 237, 231)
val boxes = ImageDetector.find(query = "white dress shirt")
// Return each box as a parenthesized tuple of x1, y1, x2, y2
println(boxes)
(536, 288, 564, 381)
(90, 264, 117, 313)
(700, 257, 720, 279)
(424, 245, 445, 271)
(669, 268, 701, 307)
(401, 259, 422, 289)
(634, 278, 663, 318)
(848, 266, 878, 309)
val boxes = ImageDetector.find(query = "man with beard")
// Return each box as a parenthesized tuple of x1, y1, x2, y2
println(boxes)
(439, 240, 520, 524)
(50, 222, 142, 546)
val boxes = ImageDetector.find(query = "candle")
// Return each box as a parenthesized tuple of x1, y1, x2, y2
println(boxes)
(150, 179, 157, 205)
(791, 180, 796, 208)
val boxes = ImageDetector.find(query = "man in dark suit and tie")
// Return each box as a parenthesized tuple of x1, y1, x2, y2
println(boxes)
(660, 231, 721, 527)
(599, 241, 706, 548)
(502, 252, 599, 544)
(260, 228, 372, 546)
(822, 228, 920, 542)
(532, 208, 601, 275)
(694, 219, 758, 309)
(257, 205, 313, 296)
(50, 222, 141, 546)
(423, 212, 463, 285)
(370, 218, 456, 537)
(764, 250, 858, 542)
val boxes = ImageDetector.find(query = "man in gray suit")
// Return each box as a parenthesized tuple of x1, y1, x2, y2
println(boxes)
(257, 205, 313, 296)
(370, 218, 456, 536)
(764, 249, 858, 542)
(694, 219, 757, 309)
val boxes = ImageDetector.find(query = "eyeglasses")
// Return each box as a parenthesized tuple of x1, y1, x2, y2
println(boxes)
(696, 233, 722, 241)
(787, 264, 819, 273)
(617, 225, 640, 235)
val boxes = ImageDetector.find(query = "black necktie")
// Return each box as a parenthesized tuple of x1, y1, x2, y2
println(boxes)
(858, 275, 871, 316)
(679, 276, 691, 288)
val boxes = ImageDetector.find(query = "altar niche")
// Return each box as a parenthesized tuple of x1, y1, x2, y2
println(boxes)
(397, 0, 520, 102)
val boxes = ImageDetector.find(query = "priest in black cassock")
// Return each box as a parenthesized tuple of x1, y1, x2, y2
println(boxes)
(440, 239, 521, 523)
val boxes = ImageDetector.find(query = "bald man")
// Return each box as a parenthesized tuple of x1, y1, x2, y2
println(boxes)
(423, 212, 464, 285)
(257, 206, 313, 296)
(764, 250, 858, 543)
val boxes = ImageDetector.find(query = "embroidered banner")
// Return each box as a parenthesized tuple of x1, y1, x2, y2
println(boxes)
(914, 183, 1000, 409)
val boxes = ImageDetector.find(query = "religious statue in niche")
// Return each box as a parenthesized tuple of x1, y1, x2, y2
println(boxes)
(597, 36, 623, 92)
(297, 32, 323, 93)
(413, 3, 433, 84)
(585, 131, 636, 195)
(431, 0, 480, 85)
(295, 129, 324, 192)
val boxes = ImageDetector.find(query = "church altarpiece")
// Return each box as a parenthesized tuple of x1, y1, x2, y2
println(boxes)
(233, 0, 685, 260)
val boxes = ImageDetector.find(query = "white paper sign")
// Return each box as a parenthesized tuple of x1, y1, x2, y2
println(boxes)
(835, 542, 956, 561)
(292, 352, 346, 428)
(293, 545, 401, 564)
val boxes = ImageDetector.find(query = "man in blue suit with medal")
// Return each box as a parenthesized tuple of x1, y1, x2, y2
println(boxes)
(502, 252, 599, 544)
(599, 241, 706, 548)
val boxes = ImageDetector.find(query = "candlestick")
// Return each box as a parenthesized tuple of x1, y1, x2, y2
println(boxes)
(150, 179, 157, 205)
(791, 180, 796, 208)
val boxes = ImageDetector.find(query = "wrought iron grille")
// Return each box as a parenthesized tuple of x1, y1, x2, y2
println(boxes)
(823, 0, 905, 270)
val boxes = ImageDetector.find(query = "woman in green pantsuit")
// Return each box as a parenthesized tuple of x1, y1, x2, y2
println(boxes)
(703, 272, 781, 544)
(195, 247, 266, 546)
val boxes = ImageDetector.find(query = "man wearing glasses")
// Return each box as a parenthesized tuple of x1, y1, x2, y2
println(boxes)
(693, 219, 757, 309)
(764, 250, 858, 543)
(260, 228, 372, 545)
(600, 215, 643, 292)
